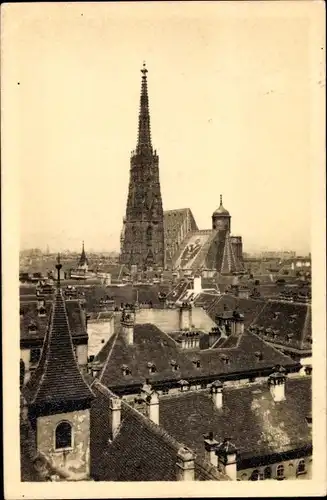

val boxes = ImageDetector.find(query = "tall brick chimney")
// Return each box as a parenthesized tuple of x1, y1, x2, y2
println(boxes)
(145, 390, 159, 425)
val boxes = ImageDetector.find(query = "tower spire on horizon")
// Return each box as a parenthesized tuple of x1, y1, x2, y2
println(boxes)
(137, 61, 152, 153)
(56, 253, 62, 288)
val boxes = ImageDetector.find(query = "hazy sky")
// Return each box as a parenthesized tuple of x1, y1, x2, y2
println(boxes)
(3, 2, 323, 254)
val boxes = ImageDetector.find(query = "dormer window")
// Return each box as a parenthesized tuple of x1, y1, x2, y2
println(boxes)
(121, 364, 132, 376)
(171, 360, 179, 371)
(28, 322, 37, 333)
(192, 359, 201, 369)
(273, 312, 280, 320)
(38, 307, 46, 317)
(255, 351, 263, 361)
(220, 354, 230, 365)
(147, 362, 157, 374)
(286, 333, 293, 343)
(178, 379, 189, 392)
(304, 366, 312, 376)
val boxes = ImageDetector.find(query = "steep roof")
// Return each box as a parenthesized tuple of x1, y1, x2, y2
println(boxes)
(97, 321, 298, 391)
(23, 288, 94, 406)
(249, 300, 311, 352)
(159, 376, 312, 463)
(90, 381, 228, 481)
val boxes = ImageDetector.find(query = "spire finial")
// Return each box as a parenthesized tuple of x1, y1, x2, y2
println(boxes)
(55, 253, 62, 288)
(141, 61, 148, 75)
(220, 194, 223, 206)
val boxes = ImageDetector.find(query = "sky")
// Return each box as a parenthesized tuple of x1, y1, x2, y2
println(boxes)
(2, 2, 324, 254)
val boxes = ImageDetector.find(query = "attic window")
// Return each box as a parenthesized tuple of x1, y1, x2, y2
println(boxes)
(273, 312, 280, 320)
(147, 362, 157, 374)
(178, 379, 189, 392)
(255, 351, 263, 361)
(38, 307, 46, 317)
(220, 354, 230, 365)
(304, 366, 312, 376)
(192, 359, 201, 369)
(28, 322, 37, 333)
(121, 364, 132, 376)
(170, 360, 179, 371)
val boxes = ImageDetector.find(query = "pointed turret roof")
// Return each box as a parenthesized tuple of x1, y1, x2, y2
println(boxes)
(78, 241, 88, 267)
(24, 255, 94, 406)
(136, 62, 153, 154)
(213, 195, 230, 217)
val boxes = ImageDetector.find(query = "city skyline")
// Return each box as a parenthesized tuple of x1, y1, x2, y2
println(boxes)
(5, 3, 319, 254)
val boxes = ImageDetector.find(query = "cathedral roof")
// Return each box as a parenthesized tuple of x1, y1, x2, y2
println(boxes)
(23, 268, 94, 406)
(213, 195, 230, 217)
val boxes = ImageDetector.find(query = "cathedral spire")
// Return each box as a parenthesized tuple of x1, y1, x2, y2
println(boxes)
(137, 62, 152, 153)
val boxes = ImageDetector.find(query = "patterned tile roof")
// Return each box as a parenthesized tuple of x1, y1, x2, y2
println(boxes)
(204, 294, 266, 327)
(23, 288, 94, 406)
(159, 376, 312, 462)
(97, 321, 298, 391)
(90, 381, 228, 481)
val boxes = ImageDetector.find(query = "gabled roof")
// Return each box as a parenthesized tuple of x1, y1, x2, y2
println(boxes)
(24, 288, 94, 406)
(159, 376, 312, 463)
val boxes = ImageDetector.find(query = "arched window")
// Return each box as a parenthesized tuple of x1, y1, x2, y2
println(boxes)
(276, 464, 284, 479)
(55, 421, 72, 450)
(264, 466, 272, 479)
(297, 459, 306, 475)
(249, 469, 260, 481)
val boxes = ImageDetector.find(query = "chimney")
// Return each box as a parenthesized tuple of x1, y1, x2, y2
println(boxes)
(179, 303, 192, 330)
(210, 380, 223, 409)
(204, 432, 218, 467)
(192, 276, 202, 294)
(216, 438, 238, 480)
(146, 390, 159, 425)
(109, 397, 121, 440)
(208, 327, 220, 348)
(268, 366, 286, 402)
(121, 309, 135, 345)
(176, 447, 195, 481)
(232, 310, 244, 336)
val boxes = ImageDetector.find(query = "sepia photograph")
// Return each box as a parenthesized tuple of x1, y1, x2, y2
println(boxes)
(1, 1, 326, 498)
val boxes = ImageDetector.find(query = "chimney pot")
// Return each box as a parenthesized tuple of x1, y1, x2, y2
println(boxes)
(176, 447, 195, 481)
(109, 397, 121, 440)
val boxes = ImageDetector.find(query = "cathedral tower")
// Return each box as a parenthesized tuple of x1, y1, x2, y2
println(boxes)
(120, 63, 165, 270)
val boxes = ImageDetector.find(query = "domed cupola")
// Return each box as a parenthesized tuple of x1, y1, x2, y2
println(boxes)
(212, 195, 231, 231)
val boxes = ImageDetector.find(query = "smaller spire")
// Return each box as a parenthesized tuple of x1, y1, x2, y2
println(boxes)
(55, 253, 62, 288)
(220, 194, 223, 206)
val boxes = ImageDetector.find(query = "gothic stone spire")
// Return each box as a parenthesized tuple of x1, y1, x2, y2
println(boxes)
(120, 64, 165, 270)
(137, 62, 152, 154)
